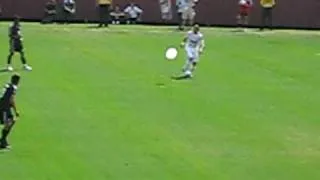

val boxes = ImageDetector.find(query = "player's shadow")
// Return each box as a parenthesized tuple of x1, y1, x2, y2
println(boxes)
(86, 25, 99, 29)
(171, 75, 192, 81)
(0, 69, 9, 73)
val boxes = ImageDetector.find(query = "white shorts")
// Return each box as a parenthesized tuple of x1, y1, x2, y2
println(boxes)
(182, 7, 195, 20)
(185, 46, 199, 62)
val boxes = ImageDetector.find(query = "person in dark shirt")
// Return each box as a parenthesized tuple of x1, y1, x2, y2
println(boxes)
(110, 5, 125, 24)
(0, 74, 21, 150)
(0, 4, 2, 17)
(42, 0, 57, 24)
(63, 0, 76, 24)
(7, 17, 32, 71)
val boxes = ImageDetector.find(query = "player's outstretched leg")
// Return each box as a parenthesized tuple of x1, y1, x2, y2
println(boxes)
(191, 61, 197, 72)
(182, 58, 192, 72)
(174, 59, 194, 80)
(172, 70, 192, 80)
(19, 52, 32, 71)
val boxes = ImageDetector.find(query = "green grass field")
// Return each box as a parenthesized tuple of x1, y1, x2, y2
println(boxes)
(0, 23, 320, 180)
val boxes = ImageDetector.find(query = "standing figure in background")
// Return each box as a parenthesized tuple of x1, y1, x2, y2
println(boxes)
(176, 0, 185, 30)
(159, 0, 173, 21)
(0, 4, 2, 18)
(237, 0, 253, 30)
(260, 0, 276, 30)
(110, 5, 125, 24)
(42, 0, 57, 24)
(124, 3, 143, 24)
(97, 0, 112, 27)
(63, 0, 76, 24)
(7, 17, 32, 71)
(180, 0, 197, 30)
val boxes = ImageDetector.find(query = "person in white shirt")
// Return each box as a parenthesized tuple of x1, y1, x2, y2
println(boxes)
(63, 0, 76, 24)
(175, 24, 205, 79)
(176, 0, 185, 30)
(124, 3, 143, 24)
(180, 0, 198, 30)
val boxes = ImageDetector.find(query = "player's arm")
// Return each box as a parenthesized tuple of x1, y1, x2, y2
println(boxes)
(64, 4, 74, 13)
(10, 96, 19, 117)
(199, 38, 205, 53)
(8, 27, 13, 38)
(71, 3, 76, 14)
(180, 36, 187, 47)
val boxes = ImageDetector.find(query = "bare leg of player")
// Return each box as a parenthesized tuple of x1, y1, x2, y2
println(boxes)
(19, 52, 32, 71)
(181, 19, 187, 31)
(190, 62, 197, 72)
(243, 16, 249, 31)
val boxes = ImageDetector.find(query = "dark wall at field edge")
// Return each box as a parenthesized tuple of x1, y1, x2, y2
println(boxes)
(1, 0, 320, 29)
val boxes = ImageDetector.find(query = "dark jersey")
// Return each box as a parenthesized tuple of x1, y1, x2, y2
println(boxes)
(9, 24, 23, 52)
(64, 1, 75, 13)
(9, 25, 22, 43)
(0, 84, 17, 110)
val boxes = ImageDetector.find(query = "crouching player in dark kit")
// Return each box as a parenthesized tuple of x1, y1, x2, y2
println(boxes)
(7, 17, 32, 72)
(0, 74, 21, 150)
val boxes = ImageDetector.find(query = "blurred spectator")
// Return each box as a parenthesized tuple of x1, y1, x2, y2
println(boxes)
(176, 0, 185, 30)
(124, 3, 143, 24)
(180, 0, 196, 30)
(42, 0, 57, 24)
(97, 0, 112, 27)
(0, 4, 2, 17)
(260, 0, 276, 30)
(63, 0, 76, 23)
(237, 0, 253, 29)
(110, 6, 125, 24)
(159, 0, 173, 21)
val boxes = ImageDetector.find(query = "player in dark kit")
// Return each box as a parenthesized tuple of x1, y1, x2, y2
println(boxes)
(7, 17, 32, 72)
(0, 74, 21, 150)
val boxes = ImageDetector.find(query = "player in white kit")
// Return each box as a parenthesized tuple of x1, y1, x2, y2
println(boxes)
(178, 24, 205, 79)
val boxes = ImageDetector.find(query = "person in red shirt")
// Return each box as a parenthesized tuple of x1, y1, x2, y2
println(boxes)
(237, 0, 253, 30)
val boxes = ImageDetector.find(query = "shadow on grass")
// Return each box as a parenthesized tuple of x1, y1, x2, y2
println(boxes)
(171, 75, 192, 81)
(0, 69, 9, 73)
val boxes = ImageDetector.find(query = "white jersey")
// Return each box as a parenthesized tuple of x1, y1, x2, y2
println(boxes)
(177, 0, 194, 11)
(186, 0, 195, 8)
(186, 31, 203, 49)
(124, 6, 143, 18)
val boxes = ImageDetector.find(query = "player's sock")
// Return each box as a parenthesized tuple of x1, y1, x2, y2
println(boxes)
(182, 62, 191, 72)
(20, 52, 27, 64)
(191, 62, 197, 72)
(0, 129, 9, 147)
(7, 53, 14, 65)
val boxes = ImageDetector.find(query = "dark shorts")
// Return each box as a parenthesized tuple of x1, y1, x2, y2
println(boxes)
(239, 11, 249, 17)
(129, 17, 138, 22)
(10, 40, 23, 52)
(0, 109, 13, 125)
(239, 6, 250, 17)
